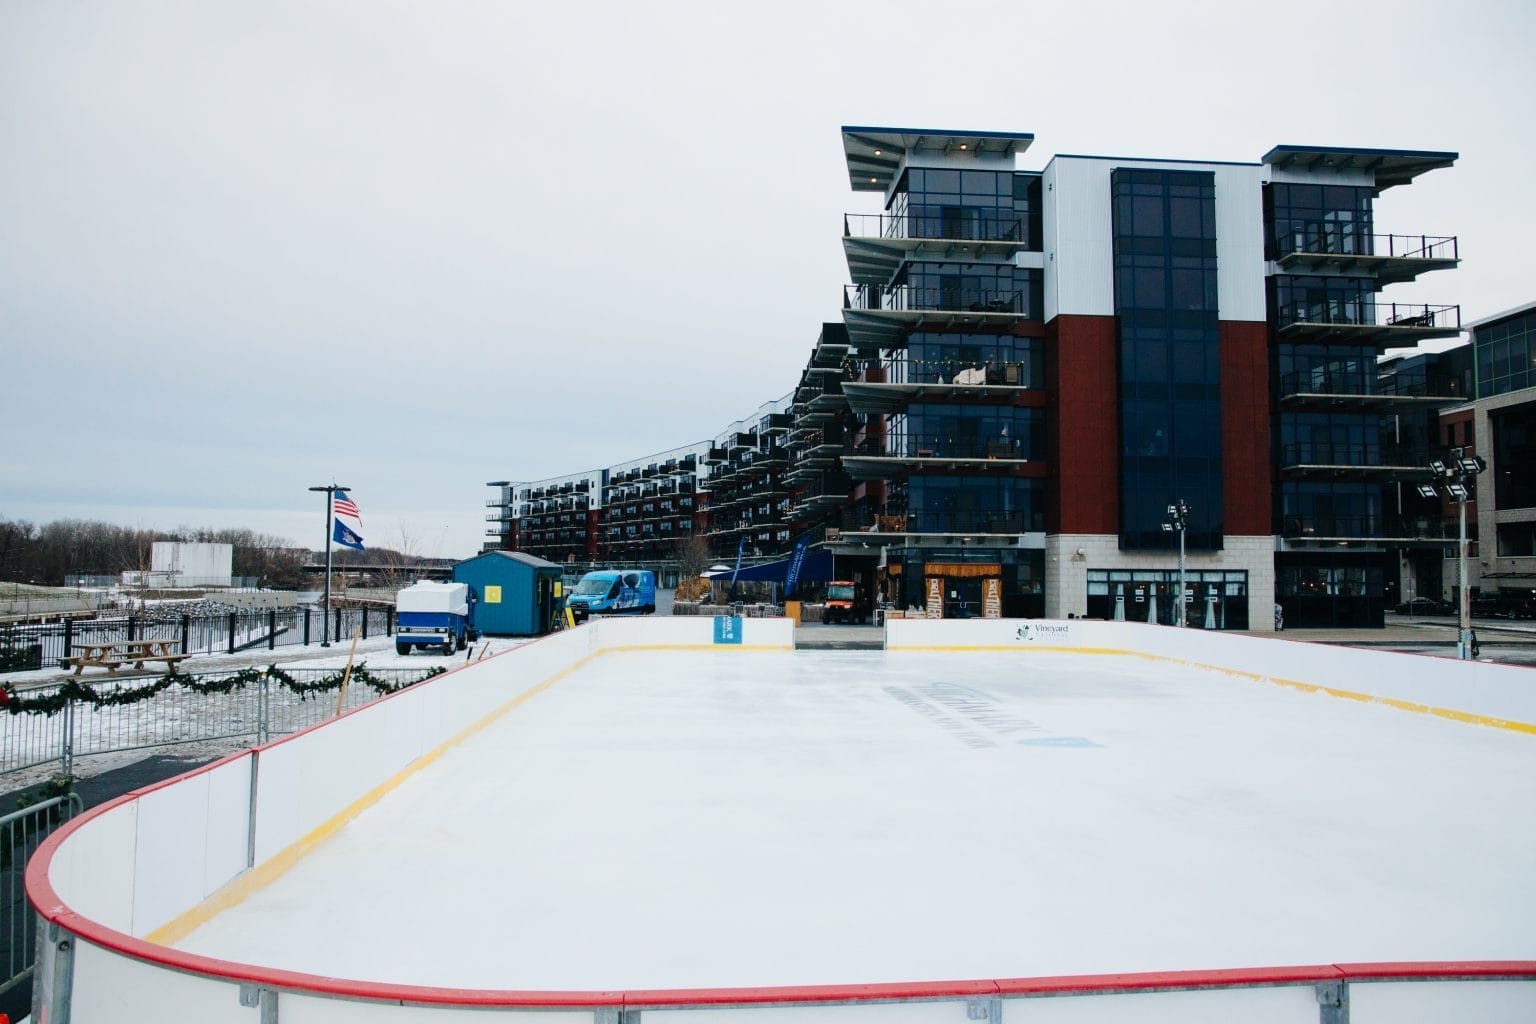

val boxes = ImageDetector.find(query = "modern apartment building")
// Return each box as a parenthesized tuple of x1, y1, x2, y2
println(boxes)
(487, 126, 1471, 630)
(1431, 301, 1536, 613)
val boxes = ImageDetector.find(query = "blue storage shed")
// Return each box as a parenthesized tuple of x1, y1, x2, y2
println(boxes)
(453, 551, 565, 637)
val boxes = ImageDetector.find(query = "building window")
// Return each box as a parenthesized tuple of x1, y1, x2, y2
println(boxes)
(1491, 401, 1536, 509)
(1496, 522, 1536, 557)
(1263, 182, 1374, 259)
(1475, 311, 1536, 398)
(1111, 167, 1222, 550)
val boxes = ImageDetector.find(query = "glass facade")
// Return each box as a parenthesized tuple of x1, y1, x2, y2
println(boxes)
(1275, 555, 1386, 627)
(1475, 309, 1536, 398)
(1271, 275, 1376, 327)
(1086, 568, 1249, 629)
(1263, 182, 1374, 258)
(892, 261, 1041, 317)
(1111, 168, 1223, 550)
(1491, 401, 1536, 509)
(1278, 481, 1384, 538)
(889, 332, 1042, 387)
(886, 403, 1045, 461)
(890, 167, 1040, 246)
(904, 475, 1045, 534)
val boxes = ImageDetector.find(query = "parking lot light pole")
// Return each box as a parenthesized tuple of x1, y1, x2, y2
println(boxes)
(1162, 499, 1190, 628)
(309, 484, 350, 647)
(1421, 449, 1486, 660)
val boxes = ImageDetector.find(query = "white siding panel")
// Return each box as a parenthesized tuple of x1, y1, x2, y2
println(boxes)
(1211, 163, 1267, 321)
(1046, 158, 1116, 318)
(1044, 157, 1266, 322)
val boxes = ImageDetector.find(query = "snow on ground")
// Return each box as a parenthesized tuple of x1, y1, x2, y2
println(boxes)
(0, 636, 532, 790)
(176, 648, 1536, 990)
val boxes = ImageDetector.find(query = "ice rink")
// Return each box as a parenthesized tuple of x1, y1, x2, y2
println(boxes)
(174, 648, 1536, 990)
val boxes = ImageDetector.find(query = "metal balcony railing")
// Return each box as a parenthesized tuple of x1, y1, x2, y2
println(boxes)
(1281, 514, 1457, 540)
(1271, 229, 1457, 261)
(1277, 301, 1461, 332)
(845, 284, 1031, 316)
(882, 357, 1039, 387)
(841, 508, 1040, 534)
(1279, 369, 1467, 400)
(1278, 441, 1431, 468)
(855, 435, 1040, 461)
(844, 211, 1028, 244)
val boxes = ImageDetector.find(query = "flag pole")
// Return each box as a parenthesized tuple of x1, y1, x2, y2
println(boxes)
(309, 483, 349, 647)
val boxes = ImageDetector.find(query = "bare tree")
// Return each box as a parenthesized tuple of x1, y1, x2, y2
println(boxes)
(673, 534, 713, 602)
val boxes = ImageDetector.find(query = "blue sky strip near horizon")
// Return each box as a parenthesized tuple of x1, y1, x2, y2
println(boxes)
(4, 0, 1532, 558)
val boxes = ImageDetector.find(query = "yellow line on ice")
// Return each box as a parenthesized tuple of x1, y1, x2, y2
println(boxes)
(883, 643, 1536, 736)
(145, 640, 792, 946)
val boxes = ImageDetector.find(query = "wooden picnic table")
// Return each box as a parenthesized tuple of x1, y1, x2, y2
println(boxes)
(61, 638, 189, 676)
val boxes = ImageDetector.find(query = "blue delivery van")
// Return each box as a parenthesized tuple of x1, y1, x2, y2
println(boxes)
(566, 570, 656, 623)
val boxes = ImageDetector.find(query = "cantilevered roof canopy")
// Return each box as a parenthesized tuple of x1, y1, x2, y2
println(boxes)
(1262, 145, 1457, 193)
(842, 126, 1034, 193)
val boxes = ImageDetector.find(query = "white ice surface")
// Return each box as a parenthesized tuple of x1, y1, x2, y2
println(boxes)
(175, 650, 1536, 990)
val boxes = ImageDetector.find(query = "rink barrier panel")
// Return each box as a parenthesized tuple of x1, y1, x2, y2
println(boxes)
(26, 614, 1536, 1021)
(885, 618, 1536, 734)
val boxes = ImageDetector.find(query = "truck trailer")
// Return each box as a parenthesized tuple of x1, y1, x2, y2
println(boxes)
(395, 581, 477, 655)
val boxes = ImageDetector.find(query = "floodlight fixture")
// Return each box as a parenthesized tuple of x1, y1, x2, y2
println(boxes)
(1416, 484, 1439, 499)
(1429, 459, 1449, 476)
(1458, 455, 1487, 475)
(1447, 482, 1469, 500)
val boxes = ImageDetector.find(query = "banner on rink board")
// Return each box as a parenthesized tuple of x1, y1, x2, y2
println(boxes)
(713, 616, 743, 644)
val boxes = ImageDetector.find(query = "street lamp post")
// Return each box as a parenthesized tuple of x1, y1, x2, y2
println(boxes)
(1162, 499, 1190, 628)
(1419, 448, 1486, 660)
(308, 483, 350, 647)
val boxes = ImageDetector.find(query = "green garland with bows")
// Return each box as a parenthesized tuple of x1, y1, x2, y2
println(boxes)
(1, 663, 446, 717)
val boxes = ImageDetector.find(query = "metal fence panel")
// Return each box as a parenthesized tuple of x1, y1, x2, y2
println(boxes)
(1, 668, 437, 778)
(0, 794, 82, 1000)
(1, 607, 394, 673)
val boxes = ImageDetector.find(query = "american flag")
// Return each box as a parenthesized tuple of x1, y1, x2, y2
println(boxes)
(333, 489, 362, 524)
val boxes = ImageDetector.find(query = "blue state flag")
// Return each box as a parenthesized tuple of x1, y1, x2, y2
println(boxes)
(333, 519, 365, 551)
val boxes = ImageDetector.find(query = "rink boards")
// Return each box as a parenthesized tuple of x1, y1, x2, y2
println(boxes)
(28, 616, 1536, 1022)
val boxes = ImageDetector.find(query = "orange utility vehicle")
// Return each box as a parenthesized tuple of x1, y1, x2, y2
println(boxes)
(823, 580, 863, 624)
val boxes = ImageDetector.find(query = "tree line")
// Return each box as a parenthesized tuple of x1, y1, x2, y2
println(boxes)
(0, 518, 317, 589)
(0, 519, 439, 591)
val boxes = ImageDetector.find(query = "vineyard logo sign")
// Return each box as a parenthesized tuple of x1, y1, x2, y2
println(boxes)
(1016, 623, 1071, 643)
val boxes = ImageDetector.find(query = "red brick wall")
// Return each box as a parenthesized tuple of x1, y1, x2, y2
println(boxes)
(1048, 314, 1120, 534)
(1220, 321, 1271, 535)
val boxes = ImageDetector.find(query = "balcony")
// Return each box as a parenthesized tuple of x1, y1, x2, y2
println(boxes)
(843, 211, 1031, 286)
(842, 284, 1033, 351)
(1277, 369, 1467, 410)
(1276, 301, 1461, 345)
(1277, 442, 1433, 479)
(841, 435, 1043, 481)
(1273, 232, 1458, 286)
(839, 507, 1042, 538)
(1279, 513, 1457, 544)
(844, 358, 1040, 415)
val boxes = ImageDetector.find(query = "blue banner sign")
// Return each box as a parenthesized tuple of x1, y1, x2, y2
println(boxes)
(713, 616, 743, 644)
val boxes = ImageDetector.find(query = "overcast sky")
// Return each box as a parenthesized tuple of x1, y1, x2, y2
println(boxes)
(3, 0, 1532, 559)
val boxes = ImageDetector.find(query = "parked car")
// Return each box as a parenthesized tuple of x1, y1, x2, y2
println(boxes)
(1395, 597, 1453, 616)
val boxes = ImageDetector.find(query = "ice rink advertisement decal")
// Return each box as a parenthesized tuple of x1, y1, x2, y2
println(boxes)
(1016, 622, 1073, 644)
(713, 616, 743, 644)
